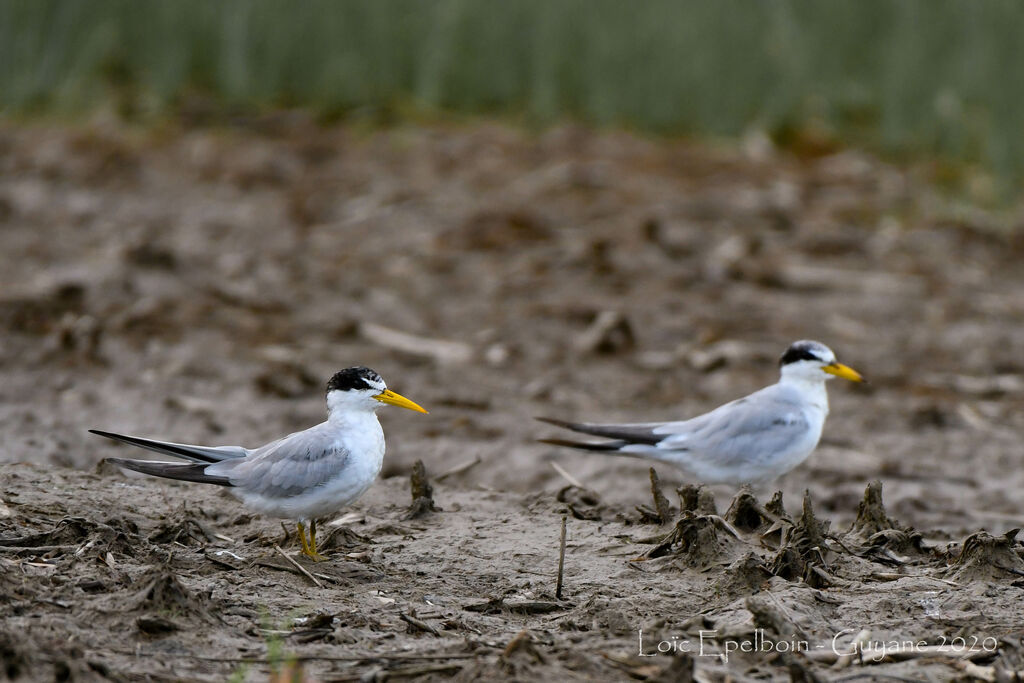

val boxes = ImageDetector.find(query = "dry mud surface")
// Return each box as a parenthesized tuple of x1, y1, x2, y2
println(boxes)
(2, 119, 1024, 681)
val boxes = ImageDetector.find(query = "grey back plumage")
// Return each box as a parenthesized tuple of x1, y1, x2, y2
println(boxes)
(541, 383, 814, 470)
(652, 384, 812, 467)
(207, 422, 350, 499)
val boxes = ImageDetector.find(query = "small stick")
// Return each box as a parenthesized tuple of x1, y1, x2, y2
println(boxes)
(556, 515, 567, 599)
(926, 576, 961, 587)
(273, 545, 323, 588)
(436, 456, 482, 482)
(400, 612, 442, 637)
(550, 461, 585, 489)
(707, 515, 743, 540)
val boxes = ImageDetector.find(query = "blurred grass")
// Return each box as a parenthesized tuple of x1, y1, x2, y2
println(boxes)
(1, 0, 1023, 187)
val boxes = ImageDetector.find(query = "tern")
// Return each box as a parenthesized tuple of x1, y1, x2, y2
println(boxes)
(91, 367, 427, 561)
(538, 340, 864, 485)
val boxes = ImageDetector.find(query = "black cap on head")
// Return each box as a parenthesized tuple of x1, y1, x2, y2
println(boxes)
(779, 341, 826, 366)
(327, 367, 383, 393)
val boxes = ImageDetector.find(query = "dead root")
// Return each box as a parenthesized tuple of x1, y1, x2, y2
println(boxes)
(403, 460, 441, 520)
(946, 528, 1024, 582)
(843, 480, 924, 563)
(645, 512, 737, 568)
(725, 485, 779, 533)
(676, 484, 717, 515)
(635, 467, 675, 525)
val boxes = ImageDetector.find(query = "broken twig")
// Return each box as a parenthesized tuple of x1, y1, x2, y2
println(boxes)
(273, 545, 323, 588)
(550, 461, 585, 489)
(400, 612, 442, 637)
(556, 515, 567, 599)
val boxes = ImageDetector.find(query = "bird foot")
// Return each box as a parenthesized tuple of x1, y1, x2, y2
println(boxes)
(301, 549, 329, 563)
(297, 521, 329, 562)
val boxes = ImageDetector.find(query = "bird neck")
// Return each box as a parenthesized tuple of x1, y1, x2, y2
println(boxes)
(327, 405, 380, 428)
(779, 374, 830, 413)
(326, 392, 382, 427)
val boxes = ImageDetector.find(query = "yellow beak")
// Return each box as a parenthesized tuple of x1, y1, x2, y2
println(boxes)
(822, 362, 865, 383)
(373, 389, 429, 413)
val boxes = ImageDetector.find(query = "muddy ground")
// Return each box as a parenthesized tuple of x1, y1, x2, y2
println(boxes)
(1, 118, 1024, 681)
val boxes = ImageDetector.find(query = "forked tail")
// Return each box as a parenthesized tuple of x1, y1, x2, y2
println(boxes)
(537, 437, 628, 452)
(105, 458, 233, 486)
(88, 429, 246, 463)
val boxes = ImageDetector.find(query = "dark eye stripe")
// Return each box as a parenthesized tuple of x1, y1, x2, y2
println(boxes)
(779, 347, 822, 366)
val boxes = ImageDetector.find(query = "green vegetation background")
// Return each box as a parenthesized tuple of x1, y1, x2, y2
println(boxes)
(2, 0, 1022, 188)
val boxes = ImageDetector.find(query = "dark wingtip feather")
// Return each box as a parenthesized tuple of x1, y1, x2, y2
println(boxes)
(538, 437, 626, 452)
(105, 458, 233, 487)
(536, 417, 663, 446)
(89, 429, 226, 463)
(89, 429, 140, 446)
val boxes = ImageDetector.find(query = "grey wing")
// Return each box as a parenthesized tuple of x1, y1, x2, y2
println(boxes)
(207, 425, 349, 498)
(653, 393, 810, 467)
